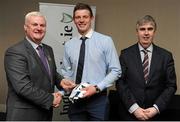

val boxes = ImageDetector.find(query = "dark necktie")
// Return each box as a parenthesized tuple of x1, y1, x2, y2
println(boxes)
(37, 45, 51, 77)
(142, 49, 149, 84)
(75, 37, 87, 84)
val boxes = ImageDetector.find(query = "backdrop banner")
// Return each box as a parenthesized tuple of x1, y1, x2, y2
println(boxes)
(39, 2, 96, 120)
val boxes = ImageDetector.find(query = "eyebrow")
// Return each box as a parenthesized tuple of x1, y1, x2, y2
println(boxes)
(139, 27, 154, 31)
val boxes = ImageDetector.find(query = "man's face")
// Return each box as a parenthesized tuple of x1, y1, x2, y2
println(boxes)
(137, 23, 155, 49)
(24, 16, 46, 44)
(74, 9, 93, 35)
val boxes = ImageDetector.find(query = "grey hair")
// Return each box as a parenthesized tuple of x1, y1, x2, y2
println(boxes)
(25, 11, 46, 24)
(136, 15, 157, 31)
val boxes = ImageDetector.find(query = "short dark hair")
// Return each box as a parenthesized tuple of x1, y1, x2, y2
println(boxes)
(136, 15, 157, 31)
(73, 3, 93, 18)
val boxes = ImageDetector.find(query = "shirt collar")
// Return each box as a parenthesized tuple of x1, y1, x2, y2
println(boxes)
(78, 28, 93, 39)
(26, 36, 43, 49)
(138, 43, 153, 52)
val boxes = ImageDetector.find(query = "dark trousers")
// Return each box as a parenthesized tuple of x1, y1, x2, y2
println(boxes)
(68, 91, 109, 121)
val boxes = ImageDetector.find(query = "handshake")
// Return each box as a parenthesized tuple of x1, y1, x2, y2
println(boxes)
(52, 78, 76, 108)
(52, 92, 62, 108)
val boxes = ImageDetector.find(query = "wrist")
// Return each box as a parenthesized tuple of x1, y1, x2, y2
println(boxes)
(153, 104, 160, 114)
(94, 85, 101, 93)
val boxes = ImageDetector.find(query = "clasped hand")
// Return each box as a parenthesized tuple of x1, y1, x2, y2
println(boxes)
(133, 107, 158, 120)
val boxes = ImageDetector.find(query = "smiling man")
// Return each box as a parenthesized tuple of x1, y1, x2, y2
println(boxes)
(61, 3, 121, 121)
(4, 11, 75, 121)
(116, 15, 177, 121)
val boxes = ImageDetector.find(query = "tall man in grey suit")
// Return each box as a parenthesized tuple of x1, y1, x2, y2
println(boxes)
(4, 11, 75, 121)
(116, 15, 177, 120)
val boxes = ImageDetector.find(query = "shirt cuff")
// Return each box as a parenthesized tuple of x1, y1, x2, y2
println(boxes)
(153, 104, 160, 114)
(128, 103, 140, 114)
(58, 90, 65, 96)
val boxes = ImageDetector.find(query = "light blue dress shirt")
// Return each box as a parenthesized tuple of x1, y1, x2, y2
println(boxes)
(61, 29, 121, 91)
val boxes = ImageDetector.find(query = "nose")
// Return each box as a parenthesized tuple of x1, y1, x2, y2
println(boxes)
(79, 17, 84, 22)
(37, 25, 44, 31)
(144, 29, 149, 35)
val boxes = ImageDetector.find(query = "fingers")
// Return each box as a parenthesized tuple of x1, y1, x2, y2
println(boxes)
(60, 79, 76, 91)
(81, 85, 96, 98)
(144, 107, 158, 119)
(133, 107, 149, 120)
(52, 92, 62, 108)
(134, 107, 158, 120)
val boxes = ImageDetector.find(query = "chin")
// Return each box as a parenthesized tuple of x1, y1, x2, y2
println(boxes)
(78, 28, 87, 32)
(143, 44, 150, 49)
(35, 35, 44, 39)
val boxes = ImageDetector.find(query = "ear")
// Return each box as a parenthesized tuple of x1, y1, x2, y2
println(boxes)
(91, 16, 94, 21)
(136, 30, 139, 36)
(24, 24, 27, 31)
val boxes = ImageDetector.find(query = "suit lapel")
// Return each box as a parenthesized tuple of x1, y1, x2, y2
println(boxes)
(24, 40, 51, 81)
(134, 44, 145, 80)
(148, 44, 159, 82)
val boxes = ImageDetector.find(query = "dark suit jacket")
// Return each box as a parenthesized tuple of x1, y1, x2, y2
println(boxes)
(116, 43, 177, 120)
(4, 39, 63, 121)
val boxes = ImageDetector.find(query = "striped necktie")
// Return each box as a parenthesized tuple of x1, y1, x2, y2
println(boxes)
(142, 49, 149, 84)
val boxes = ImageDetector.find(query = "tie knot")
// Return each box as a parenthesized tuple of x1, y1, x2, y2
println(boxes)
(80, 37, 87, 41)
(37, 45, 43, 50)
(142, 49, 148, 54)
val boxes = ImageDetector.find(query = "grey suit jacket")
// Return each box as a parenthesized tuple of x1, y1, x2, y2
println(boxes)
(116, 43, 177, 120)
(4, 39, 63, 120)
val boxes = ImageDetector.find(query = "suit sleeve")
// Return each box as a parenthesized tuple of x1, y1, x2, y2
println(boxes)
(154, 52, 177, 112)
(116, 50, 137, 110)
(4, 47, 53, 110)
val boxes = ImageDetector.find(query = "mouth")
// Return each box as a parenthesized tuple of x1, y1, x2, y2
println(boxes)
(143, 37, 150, 40)
(78, 23, 86, 27)
(34, 31, 44, 34)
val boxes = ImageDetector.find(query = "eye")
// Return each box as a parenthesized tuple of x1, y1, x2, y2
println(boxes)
(139, 28, 146, 31)
(32, 23, 38, 26)
(147, 27, 154, 31)
(75, 16, 81, 20)
(83, 15, 89, 19)
(40, 24, 46, 27)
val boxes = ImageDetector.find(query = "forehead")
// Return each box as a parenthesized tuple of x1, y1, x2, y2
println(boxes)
(28, 16, 45, 22)
(74, 9, 91, 16)
(138, 22, 154, 28)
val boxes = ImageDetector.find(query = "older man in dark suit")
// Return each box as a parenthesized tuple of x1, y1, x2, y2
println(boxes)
(116, 15, 177, 121)
(4, 11, 75, 121)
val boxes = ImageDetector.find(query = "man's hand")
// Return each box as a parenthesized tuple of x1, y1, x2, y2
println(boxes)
(133, 107, 149, 120)
(81, 85, 97, 98)
(144, 107, 158, 119)
(60, 79, 76, 91)
(52, 92, 62, 108)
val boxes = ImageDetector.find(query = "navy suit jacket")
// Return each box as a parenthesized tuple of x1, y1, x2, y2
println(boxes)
(116, 43, 177, 119)
(4, 39, 63, 120)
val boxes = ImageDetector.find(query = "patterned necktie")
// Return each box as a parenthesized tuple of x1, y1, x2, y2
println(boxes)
(37, 45, 51, 77)
(76, 37, 87, 84)
(142, 49, 149, 84)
